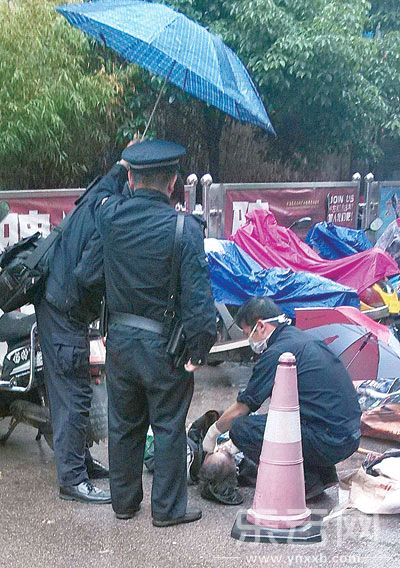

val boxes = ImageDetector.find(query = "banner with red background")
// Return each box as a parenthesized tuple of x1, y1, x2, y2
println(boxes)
(0, 191, 82, 250)
(224, 185, 358, 238)
(0, 186, 196, 250)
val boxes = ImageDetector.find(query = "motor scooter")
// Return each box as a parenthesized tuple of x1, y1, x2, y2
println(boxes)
(0, 310, 107, 448)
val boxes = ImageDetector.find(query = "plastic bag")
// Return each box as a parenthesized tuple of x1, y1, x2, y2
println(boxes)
(344, 467, 400, 514)
(144, 426, 155, 470)
(357, 378, 400, 411)
(341, 452, 400, 514)
(376, 219, 400, 268)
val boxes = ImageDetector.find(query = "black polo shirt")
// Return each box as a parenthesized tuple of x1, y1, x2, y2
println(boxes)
(237, 324, 361, 445)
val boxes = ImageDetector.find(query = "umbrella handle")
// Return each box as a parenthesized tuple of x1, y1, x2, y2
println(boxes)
(142, 67, 174, 140)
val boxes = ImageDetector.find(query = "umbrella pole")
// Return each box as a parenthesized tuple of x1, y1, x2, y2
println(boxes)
(142, 69, 173, 140)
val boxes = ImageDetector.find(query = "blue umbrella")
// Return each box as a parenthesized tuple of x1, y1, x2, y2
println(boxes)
(56, 0, 275, 135)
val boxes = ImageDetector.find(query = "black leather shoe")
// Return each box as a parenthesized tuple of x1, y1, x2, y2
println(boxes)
(86, 459, 109, 480)
(306, 479, 338, 501)
(306, 466, 339, 501)
(319, 465, 339, 487)
(59, 481, 111, 504)
(305, 481, 325, 501)
(115, 506, 141, 520)
(152, 508, 202, 527)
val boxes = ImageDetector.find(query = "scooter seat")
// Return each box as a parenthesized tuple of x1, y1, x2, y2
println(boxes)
(0, 311, 36, 343)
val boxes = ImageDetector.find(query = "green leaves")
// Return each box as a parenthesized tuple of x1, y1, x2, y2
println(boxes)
(171, 0, 400, 165)
(1, 0, 399, 185)
(0, 0, 140, 189)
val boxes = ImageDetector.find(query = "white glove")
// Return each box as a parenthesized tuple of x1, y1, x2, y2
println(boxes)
(202, 422, 222, 454)
(220, 440, 240, 456)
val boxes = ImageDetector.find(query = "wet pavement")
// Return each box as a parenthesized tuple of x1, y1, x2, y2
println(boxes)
(1, 363, 399, 568)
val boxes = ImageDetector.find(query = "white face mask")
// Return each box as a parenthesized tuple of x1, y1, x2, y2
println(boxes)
(247, 315, 290, 354)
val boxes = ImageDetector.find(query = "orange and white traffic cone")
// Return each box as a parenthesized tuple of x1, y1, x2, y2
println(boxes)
(231, 352, 322, 543)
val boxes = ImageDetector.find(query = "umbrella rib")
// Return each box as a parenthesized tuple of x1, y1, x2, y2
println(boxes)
(234, 100, 242, 120)
(182, 68, 188, 92)
(345, 332, 372, 371)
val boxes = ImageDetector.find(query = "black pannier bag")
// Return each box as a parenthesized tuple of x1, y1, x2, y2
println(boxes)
(0, 176, 102, 313)
(0, 229, 61, 312)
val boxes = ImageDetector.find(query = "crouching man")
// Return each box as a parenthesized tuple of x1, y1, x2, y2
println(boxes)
(203, 297, 362, 499)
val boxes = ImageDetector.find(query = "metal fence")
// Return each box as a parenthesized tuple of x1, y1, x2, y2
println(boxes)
(363, 176, 400, 242)
(2, 173, 400, 245)
(199, 176, 361, 239)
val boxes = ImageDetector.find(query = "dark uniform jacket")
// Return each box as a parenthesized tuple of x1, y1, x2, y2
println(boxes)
(237, 324, 361, 445)
(43, 164, 128, 323)
(92, 186, 217, 364)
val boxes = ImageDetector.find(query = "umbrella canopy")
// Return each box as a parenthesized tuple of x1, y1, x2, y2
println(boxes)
(56, 0, 275, 134)
(304, 322, 400, 381)
(295, 306, 393, 344)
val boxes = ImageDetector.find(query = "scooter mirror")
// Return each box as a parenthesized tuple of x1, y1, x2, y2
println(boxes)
(288, 216, 312, 230)
(370, 217, 383, 232)
(0, 201, 10, 223)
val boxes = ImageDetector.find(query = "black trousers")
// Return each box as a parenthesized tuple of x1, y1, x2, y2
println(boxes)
(35, 298, 92, 487)
(106, 324, 194, 520)
(230, 414, 360, 488)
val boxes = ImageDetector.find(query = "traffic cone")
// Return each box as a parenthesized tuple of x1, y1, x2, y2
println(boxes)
(231, 352, 322, 544)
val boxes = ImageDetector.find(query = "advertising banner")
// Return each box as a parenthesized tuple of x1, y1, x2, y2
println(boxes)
(377, 184, 400, 239)
(224, 185, 359, 238)
(0, 191, 82, 249)
(0, 186, 197, 250)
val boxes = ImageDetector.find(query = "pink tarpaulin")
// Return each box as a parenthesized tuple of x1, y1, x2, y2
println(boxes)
(231, 209, 399, 293)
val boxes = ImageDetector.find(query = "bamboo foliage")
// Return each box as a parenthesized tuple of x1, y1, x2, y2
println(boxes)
(0, 0, 137, 189)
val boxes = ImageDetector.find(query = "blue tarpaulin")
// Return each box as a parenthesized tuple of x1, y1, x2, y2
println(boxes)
(306, 222, 372, 260)
(205, 239, 360, 318)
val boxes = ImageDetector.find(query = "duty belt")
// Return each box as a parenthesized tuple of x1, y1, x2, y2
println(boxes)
(109, 312, 163, 334)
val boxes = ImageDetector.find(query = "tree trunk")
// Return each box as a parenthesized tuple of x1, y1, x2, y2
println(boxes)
(203, 107, 225, 181)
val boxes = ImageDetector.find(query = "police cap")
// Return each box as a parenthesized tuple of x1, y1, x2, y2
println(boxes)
(121, 139, 186, 171)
